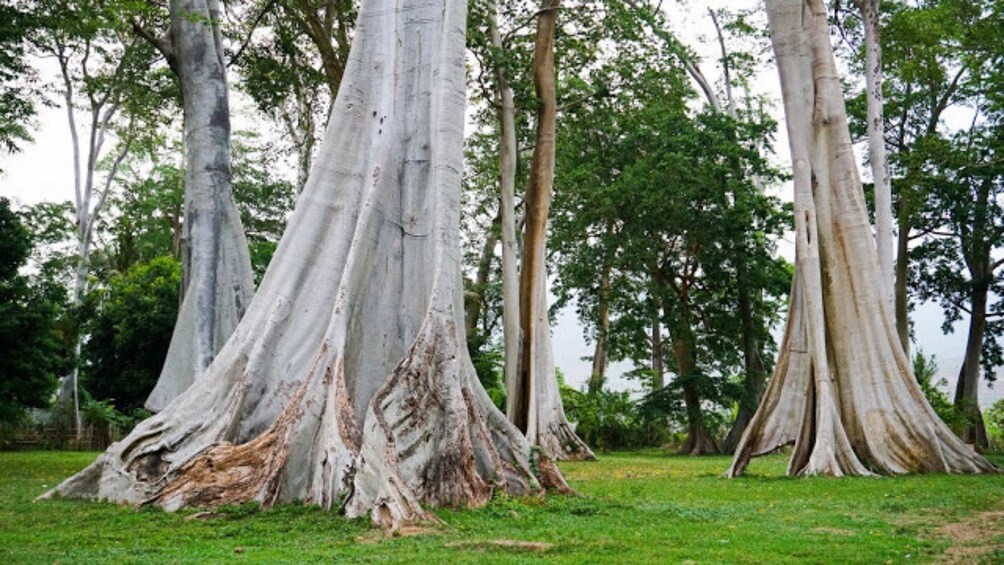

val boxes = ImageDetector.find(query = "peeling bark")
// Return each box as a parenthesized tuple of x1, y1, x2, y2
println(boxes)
(728, 0, 996, 477)
(44, 0, 566, 529)
(145, 0, 256, 412)
(507, 0, 594, 462)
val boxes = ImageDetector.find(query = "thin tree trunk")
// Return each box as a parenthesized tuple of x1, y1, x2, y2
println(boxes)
(588, 262, 611, 395)
(465, 210, 501, 347)
(724, 259, 766, 453)
(508, 0, 593, 461)
(490, 3, 521, 408)
(651, 309, 663, 390)
(955, 284, 989, 448)
(145, 0, 256, 412)
(895, 198, 911, 357)
(44, 0, 567, 529)
(854, 0, 894, 310)
(673, 333, 718, 456)
(728, 0, 995, 477)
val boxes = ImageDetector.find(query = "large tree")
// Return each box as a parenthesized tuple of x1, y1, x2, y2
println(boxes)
(728, 0, 994, 477)
(140, 0, 256, 412)
(44, 0, 565, 528)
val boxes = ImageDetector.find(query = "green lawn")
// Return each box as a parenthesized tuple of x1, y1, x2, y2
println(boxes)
(2, 450, 1003, 564)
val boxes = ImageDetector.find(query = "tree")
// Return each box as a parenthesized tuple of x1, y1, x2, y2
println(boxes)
(140, 0, 257, 412)
(852, 0, 894, 311)
(31, 0, 169, 435)
(912, 128, 1004, 449)
(728, 0, 994, 477)
(45, 0, 566, 528)
(0, 198, 70, 426)
(0, 0, 40, 161)
(505, 0, 594, 461)
(82, 257, 181, 414)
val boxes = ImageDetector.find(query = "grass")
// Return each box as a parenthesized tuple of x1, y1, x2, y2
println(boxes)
(2, 450, 1003, 564)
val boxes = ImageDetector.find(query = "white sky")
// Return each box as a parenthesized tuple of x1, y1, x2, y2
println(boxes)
(0, 0, 999, 406)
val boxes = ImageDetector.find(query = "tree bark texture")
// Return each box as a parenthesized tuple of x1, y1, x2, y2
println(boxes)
(853, 0, 895, 311)
(587, 262, 611, 395)
(955, 284, 989, 448)
(507, 0, 594, 461)
(145, 0, 256, 412)
(490, 3, 522, 417)
(728, 0, 995, 477)
(44, 0, 566, 528)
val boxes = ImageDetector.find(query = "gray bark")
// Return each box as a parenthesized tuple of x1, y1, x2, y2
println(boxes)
(490, 3, 522, 420)
(145, 0, 256, 412)
(854, 0, 894, 310)
(728, 0, 995, 477)
(44, 0, 566, 528)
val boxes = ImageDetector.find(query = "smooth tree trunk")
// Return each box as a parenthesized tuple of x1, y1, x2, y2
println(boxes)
(895, 203, 911, 356)
(464, 210, 500, 347)
(728, 0, 995, 477)
(854, 0, 895, 310)
(955, 284, 989, 448)
(145, 0, 257, 412)
(507, 0, 594, 461)
(43, 0, 567, 528)
(954, 181, 993, 449)
(651, 309, 663, 390)
(587, 262, 611, 395)
(490, 2, 522, 416)
(53, 40, 136, 439)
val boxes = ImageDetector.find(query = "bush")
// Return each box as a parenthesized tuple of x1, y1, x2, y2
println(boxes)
(913, 351, 968, 433)
(561, 387, 671, 450)
(986, 399, 1004, 452)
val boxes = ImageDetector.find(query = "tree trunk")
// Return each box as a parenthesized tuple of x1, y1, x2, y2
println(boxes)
(490, 3, 521, 409)
(464, 210, 500, 348)
(728, 0, 995, 477)
(145, 0, 257, 412)
(723, 259, 766, 454)
(507, 0, 593, 461)
(895, 198, 911, 357)
(44, 0, 567, 529)
(955, 283, 989, 448)
(587, 262, 611, 395)
(651, 310, 663, 390)
(674, 333, 722, 457)
(854, 0, 894, 310)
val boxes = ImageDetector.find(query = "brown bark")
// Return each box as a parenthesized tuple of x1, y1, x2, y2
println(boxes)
(588, 262, 612, 395)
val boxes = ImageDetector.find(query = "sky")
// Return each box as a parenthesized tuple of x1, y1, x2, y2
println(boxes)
(0, 0, 1000, 407)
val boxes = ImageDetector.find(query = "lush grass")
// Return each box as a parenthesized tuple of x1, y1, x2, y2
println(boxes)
(2, 450, 1003, 564)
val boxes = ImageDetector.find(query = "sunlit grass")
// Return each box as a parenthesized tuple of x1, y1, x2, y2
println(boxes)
(1, 450, 1002, 563)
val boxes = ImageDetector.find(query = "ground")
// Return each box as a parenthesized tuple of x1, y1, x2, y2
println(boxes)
(1, 451, 1002, 563)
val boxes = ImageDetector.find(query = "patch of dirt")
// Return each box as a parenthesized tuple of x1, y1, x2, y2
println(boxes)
(809, 527, 856, 536)
(936, 510, 1004, 564)
(355, 525, 441, 544)
(444, 539, 554, 552)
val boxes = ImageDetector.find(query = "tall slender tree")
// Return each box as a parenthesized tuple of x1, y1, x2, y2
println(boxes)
(506, 0, 594, 461)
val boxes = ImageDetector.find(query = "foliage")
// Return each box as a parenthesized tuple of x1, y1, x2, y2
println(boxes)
(560, 387, 670, 450)
(912, 351, 968, 433)
(0, 198, 71, 425)
(985, 398, 1004, 452)
(4, 451, 1004, 562)
(0, 0, 40, 159)
(81, 256, 181, 414)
